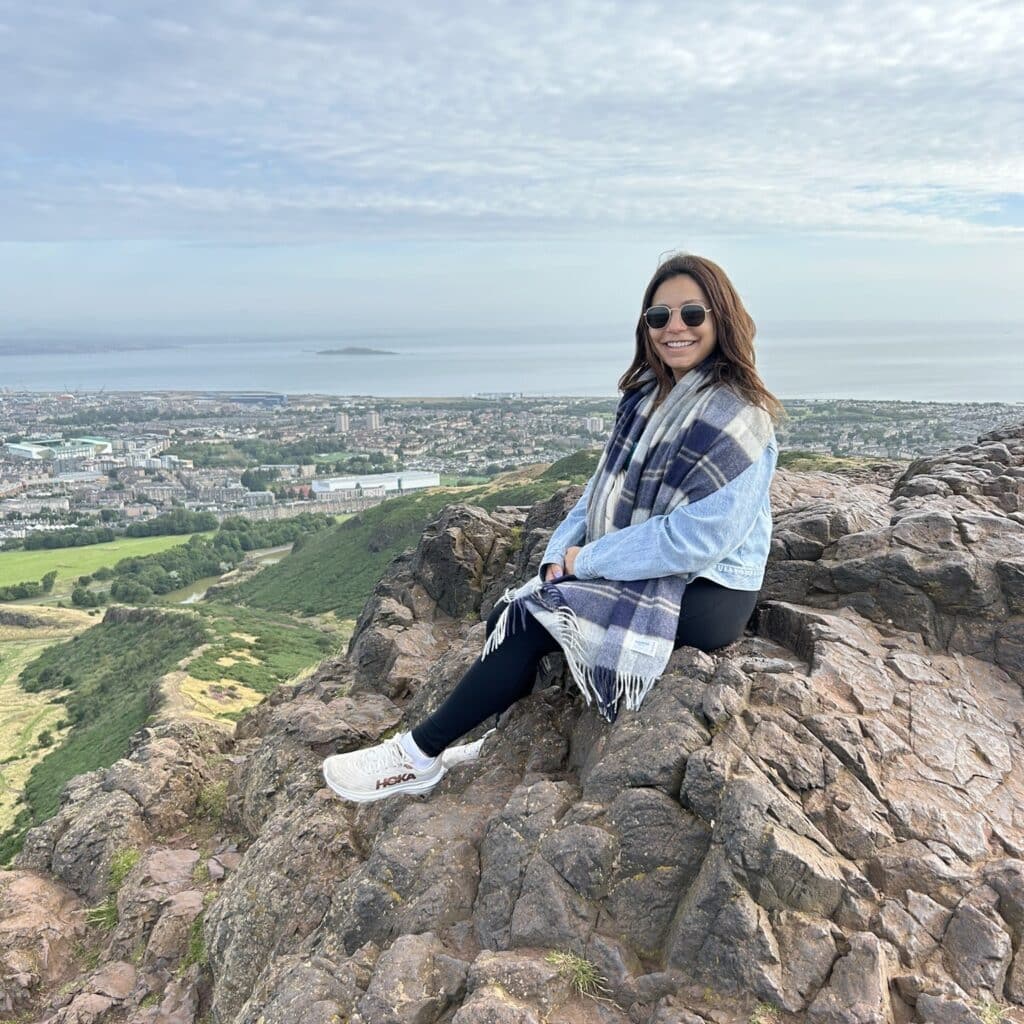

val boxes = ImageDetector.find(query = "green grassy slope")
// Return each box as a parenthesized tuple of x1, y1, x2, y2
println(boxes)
(187, 602, 340, 694)
(228, 452, 600, 618)
(0, 610, 208, 864)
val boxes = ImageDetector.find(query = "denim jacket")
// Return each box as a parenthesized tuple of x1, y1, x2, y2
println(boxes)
(541, 434, 778, 591)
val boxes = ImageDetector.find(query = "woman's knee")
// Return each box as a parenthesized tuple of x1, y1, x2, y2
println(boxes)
(673, 583, 758, 652)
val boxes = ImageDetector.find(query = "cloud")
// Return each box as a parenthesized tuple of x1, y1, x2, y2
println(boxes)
(0, 0, 1021, 242)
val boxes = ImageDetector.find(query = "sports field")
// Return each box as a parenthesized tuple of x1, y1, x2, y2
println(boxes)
(0, 532, 214, 591)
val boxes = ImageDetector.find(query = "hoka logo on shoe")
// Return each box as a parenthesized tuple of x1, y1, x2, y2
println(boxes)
(376, 772, 416, 789)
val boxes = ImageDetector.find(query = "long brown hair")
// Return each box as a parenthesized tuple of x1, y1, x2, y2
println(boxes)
(618, 252, 785, 422)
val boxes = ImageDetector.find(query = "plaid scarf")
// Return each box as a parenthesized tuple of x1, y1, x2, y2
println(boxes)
(482, 360, 772, 722)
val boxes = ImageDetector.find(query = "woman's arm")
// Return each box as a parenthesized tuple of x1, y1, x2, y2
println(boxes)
(566, 444, 776, 582)
(539, 474, 596, 578)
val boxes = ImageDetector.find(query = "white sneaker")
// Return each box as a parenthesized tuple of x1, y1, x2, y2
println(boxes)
(322, 737, 444, 804)
(441, 728, 496, 770)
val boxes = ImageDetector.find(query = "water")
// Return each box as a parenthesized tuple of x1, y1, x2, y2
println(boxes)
(4, 321, 1022, 401)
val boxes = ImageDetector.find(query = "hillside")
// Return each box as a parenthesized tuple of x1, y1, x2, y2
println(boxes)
(0, 608, 208, 864)
(4, 425, 1024, 1022)
(0, 459, 599, 868)
(226, 452, 599, 617)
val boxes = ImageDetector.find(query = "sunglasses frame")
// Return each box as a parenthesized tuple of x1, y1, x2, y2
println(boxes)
(642, 304, 713, 329)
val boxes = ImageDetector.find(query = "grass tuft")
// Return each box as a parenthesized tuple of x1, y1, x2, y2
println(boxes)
(975, 1001, 1007, 1024)
(84, 846, 140, 931)
(196, 780, 228, 823)
(544, 949, 610, 1001)
(109, 847, 141, 889)
(179, 913, 208, 974)
(750, 1002, 781, 1024)
(84, 896, 118, 931)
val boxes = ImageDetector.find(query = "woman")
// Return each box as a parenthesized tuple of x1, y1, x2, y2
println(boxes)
(323, 253, 783, 803)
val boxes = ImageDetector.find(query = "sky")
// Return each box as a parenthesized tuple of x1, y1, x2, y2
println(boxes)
(1, 0, 1022, 334)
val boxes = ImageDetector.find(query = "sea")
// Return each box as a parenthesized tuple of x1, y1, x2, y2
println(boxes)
(4, 321, 1022, 401)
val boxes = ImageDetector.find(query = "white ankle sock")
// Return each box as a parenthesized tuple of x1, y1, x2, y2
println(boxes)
(398, 731, 437, 769)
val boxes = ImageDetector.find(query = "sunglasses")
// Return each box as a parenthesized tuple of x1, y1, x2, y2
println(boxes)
(643, 304, 712, 329)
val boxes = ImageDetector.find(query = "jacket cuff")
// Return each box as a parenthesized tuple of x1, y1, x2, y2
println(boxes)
(572, 544, 598, 579)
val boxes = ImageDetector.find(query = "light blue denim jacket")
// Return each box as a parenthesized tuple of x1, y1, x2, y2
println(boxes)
(541, 434, 778, 591)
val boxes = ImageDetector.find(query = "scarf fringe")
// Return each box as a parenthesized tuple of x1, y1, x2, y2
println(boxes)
(482, 588, 660, 724)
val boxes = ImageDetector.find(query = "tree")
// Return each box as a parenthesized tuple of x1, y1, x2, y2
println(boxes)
(70, 586, 101, 608)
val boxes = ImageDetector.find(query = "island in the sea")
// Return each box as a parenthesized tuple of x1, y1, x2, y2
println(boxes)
(317, 346, 398, 356)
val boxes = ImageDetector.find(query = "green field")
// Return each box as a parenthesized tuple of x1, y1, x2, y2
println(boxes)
(0, 532, 214, 591)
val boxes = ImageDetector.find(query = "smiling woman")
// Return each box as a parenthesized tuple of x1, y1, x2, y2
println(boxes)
(321, 251, 786, 804)
(619, 253, 784, 418)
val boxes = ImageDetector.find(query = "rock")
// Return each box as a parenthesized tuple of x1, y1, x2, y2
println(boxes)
(145, 890, 204, 967)
(205, 793, 361, 1023)
(942, 898, 1013, 996)
(805, 932, 895, 1023)
(43, 789, 151, 903)
(914, 994, 986, 1024)
(231, 952, 366, 1024)
(539, 823, 617, 901)
(356, 932, 467, 1024)
(605, 788, 709, 957)
(664, 846, 786, 1006)
(0, 870, 86, 1015)
(577, 660, 711, 803)
(465, 951, 574, 1018)
(509, 856, 598, 950)
(872, 899, 938, 967)
(451, 989, 543, 1023)
(324, 814, 482, 955)
(474, 780, 577, 950)
(87, 960, 136, 1000)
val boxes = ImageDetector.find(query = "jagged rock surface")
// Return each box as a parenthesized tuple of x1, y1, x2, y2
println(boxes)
(10, 421, 1024, 1023)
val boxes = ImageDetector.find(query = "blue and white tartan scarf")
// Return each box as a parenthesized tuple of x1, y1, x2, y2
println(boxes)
(482, 360, 773, 722)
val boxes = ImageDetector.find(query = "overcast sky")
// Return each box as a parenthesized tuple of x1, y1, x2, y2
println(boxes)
(1, 0, 1021, 333)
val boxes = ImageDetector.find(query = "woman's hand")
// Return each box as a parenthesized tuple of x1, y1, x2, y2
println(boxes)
(544, 562, 564, 582)
(564, 546, 582, 574)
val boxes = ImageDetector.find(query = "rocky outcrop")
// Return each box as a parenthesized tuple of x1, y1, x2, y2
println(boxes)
(10, 421, 1024, 1023)
(0, 869, 86, 1017)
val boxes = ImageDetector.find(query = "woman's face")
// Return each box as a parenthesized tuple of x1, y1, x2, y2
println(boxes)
(646, 273, 717, 382)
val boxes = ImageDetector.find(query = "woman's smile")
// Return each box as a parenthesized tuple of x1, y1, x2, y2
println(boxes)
(647, 273, 718, 381)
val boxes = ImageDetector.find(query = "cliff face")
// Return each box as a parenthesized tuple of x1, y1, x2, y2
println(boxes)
(3, 423, 1024, 1024)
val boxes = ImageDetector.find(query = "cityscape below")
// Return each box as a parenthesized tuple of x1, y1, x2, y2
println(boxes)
(2, 389, 1021, 545)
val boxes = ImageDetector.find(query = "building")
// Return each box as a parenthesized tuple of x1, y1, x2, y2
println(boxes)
(364, 411, 382, 431)
(335, 412, 350, 433)
(311, 470, 439, 498)
(222, 392, 288, 407)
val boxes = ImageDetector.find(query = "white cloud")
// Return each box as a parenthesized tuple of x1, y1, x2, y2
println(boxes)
(0, 0, 1021, 241)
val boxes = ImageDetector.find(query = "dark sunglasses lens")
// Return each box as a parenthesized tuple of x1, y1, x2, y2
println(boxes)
(644, 306, 671, 329)
(681, 305, 706, 327)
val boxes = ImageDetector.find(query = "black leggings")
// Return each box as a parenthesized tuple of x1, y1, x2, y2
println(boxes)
(411, 577, 758, 757)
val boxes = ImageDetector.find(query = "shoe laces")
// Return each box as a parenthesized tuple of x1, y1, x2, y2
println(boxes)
(362, 738, 412, 774)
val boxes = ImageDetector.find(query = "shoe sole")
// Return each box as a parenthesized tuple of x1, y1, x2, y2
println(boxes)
(322, 763, 445, 804)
